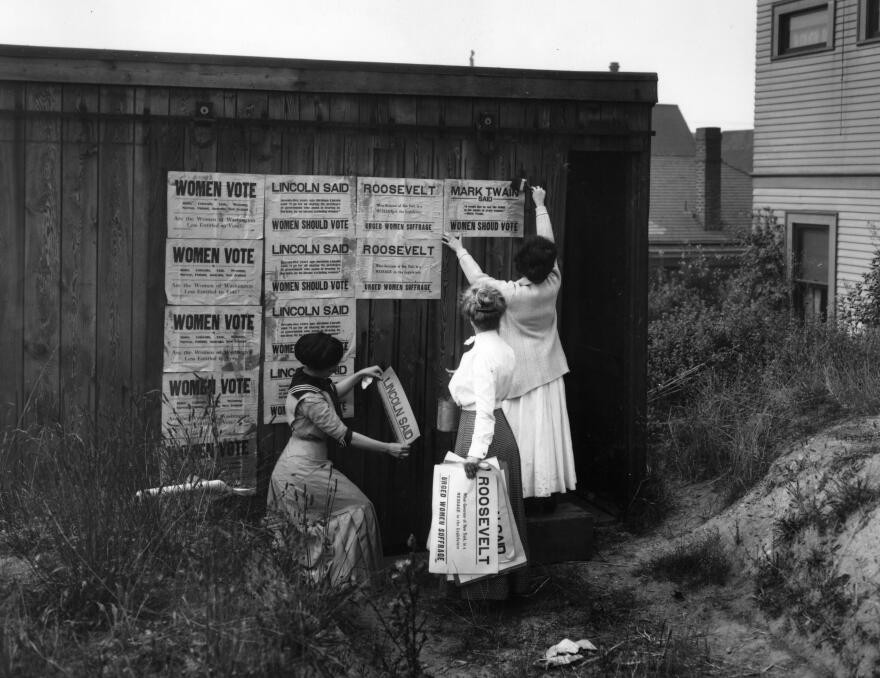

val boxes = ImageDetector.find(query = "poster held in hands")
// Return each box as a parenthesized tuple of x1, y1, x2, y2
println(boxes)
(428, 462, 499, 576)
(428, 455, 527, 581)
(377, 367, 420, 443)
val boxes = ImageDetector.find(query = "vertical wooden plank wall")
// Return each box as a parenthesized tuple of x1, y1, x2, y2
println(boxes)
(23, 84, 62, 421)
(96, 87, 135, 419)
(0, 78, 651, 548)
(0, 83, 24, 427)
(60, 86, 98, 427)
(132, 86, 171, 413)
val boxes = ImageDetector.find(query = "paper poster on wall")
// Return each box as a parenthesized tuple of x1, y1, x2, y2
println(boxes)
(356, 177, 444, 238)
(167, 172, 264, 240)
(265, 175, 356, 238)
(443, 179, 525, 238)
(165, 239, 263, 305)
(265, 236, 356, 299)
(161, 369, 259, 441)
(162, 434, 258, 489)
(264, 297, 356, 364)
(354, 237, 442, 299)
(263, 360, 355, 422)
(163, 305, 261, 372)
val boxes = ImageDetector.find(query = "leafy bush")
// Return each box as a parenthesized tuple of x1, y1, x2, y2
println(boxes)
(648, 209, 880, 498)
(840, 242, 880, 328)
(648, 213, 789, 406)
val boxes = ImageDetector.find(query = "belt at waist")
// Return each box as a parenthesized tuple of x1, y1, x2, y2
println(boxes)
(285, 436, 329, 461)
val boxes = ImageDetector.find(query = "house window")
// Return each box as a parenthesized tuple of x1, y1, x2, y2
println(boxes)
(786, 212, 837, 321)
(859, 0, 880, 42)
(772, 0, 835, 58)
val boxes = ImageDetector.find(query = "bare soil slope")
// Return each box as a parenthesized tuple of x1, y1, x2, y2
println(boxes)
(417, 417, 880, 676)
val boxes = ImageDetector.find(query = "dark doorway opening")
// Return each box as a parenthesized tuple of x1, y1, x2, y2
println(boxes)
(560, 151, 632, 504)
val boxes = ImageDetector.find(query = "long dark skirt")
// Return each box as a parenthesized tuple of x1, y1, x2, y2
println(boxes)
(453, 408, 530, 600)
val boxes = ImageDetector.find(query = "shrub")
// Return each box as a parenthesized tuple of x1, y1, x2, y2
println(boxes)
(840, 236, 880, 328)
(648, 208, 880, 497)
(648, 212, 789, 405)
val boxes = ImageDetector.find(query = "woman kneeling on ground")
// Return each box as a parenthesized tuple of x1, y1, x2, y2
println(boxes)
(268, 332, 410, 585)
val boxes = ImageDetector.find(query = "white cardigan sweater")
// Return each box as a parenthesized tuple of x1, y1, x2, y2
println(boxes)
(456, 206, 570, 399)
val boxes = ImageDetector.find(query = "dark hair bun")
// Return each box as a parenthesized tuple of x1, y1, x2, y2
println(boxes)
(515, 235, 557, 284)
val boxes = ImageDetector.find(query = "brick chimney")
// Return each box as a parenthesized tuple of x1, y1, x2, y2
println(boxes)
(694, 127, 721, 230)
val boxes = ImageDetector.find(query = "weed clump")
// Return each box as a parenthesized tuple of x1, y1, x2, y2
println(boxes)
(637, 530, 731, 588)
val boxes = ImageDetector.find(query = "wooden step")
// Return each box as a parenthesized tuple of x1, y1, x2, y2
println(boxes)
(525, 499, 595, 564)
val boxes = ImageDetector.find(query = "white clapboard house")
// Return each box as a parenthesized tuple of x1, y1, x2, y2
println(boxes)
(754, 0, 880, 319)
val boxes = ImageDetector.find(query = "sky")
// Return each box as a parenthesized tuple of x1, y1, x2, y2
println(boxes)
(0, 0, 757, 131)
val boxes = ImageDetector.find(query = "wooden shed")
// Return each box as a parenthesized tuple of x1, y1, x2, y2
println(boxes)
(0, 45, 655, 551)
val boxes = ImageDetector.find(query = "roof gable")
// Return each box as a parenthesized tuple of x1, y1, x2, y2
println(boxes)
(651, 104, 695, 157)
(721, 130, 754, 174)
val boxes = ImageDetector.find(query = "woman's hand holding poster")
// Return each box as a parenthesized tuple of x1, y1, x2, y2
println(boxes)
(428, 454, 526, 581)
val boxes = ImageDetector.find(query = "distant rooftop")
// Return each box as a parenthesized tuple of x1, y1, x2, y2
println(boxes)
(651, 104, 695, 157)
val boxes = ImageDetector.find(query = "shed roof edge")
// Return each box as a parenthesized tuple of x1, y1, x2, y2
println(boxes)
(0, 44, 658, 103)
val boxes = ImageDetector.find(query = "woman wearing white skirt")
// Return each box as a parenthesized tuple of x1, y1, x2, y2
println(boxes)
(442, 186, 576, 501)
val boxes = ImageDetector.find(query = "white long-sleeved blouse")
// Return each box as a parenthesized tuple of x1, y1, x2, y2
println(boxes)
(455, 205, 569, 398)
(447, 330, 515, 459)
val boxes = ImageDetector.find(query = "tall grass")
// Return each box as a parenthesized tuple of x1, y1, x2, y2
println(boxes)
(1, 404, 212, 625)
(649, 220, 880, 501)
(0, 400, 409, 676)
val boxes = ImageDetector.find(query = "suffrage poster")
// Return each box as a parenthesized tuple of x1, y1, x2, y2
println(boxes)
(161, 369, 259, 441)
(264, 297, 356, 364)
(162, 435, 258, 489)
(163, 305, 261, 372)
(444, 179, 525, 238)
(377, 367, 420, 443)
(450, 457, 528, 584)
(265, 236, 356, 299)
(262, 360, 355, 422)
(165, 239, 263, 305)
(167, 172, 264, 240)
(265, 175, 356, 238)
(428, 463, 499, 576)
(354, 237, 442, 299)
(356, 177, 444, 238)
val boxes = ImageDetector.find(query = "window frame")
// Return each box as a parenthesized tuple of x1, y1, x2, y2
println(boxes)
(772, 0, 836, 59)
(858, 0, 880, 44)
(785, 211, 838, 320)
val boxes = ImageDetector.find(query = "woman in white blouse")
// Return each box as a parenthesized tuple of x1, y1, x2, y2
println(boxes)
(448, 283, 529, 600)
(443, 186, 576, 508)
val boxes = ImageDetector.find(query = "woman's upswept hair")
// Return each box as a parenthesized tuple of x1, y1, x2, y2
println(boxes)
(294, 332, 344, 370)
(460, 283, 506, 331)
(515, 235, 557, 284)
